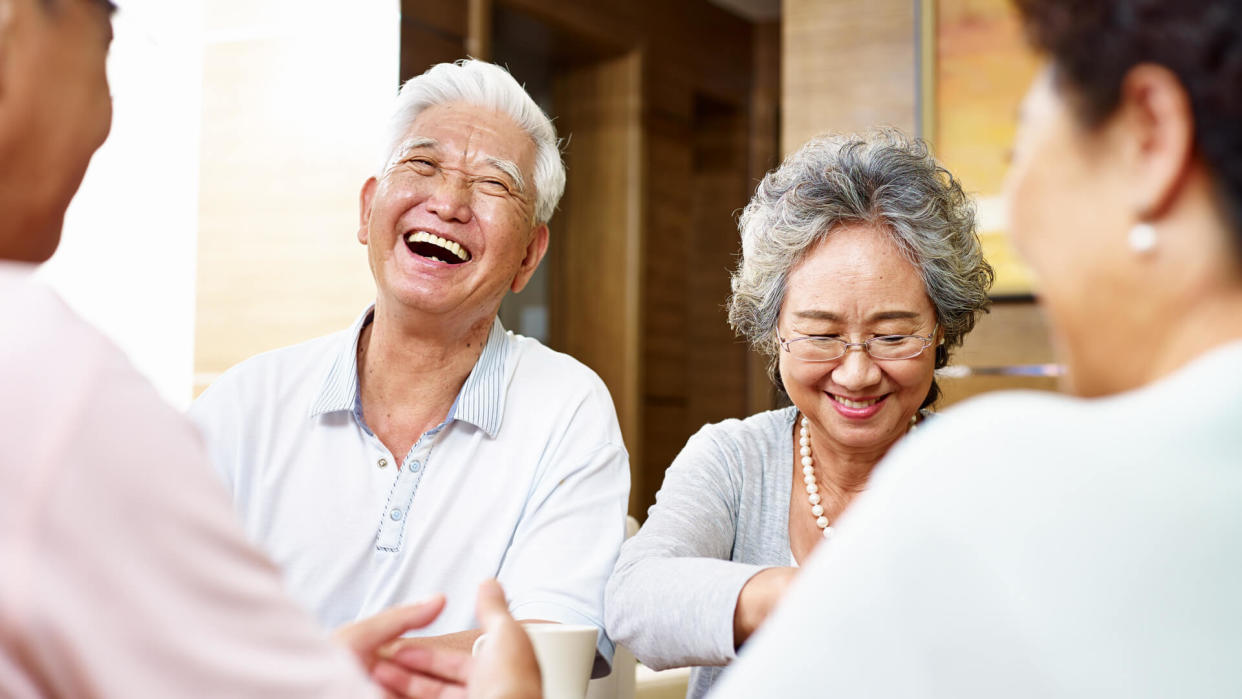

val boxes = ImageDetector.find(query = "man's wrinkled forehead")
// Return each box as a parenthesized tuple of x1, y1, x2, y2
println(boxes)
(390, 133, 528, 194)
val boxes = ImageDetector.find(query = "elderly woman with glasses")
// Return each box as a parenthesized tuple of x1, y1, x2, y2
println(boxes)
(603, 129, 993, 698)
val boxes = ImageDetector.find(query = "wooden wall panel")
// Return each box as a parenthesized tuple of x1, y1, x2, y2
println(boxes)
(402, 0, 466, 36)
(551, 53, 645, 512)
(938, 300, 1059, 406)
(687, 100, 750, 429)
(745, 20, 783, 414)
(782, 0, 917, 153)
(638, 105, 693, 516)
(632, 87, 755, 515)
(642, 116, 693, 403)
(954, 301, 1056, 367)
(400, 0, 469, 81)
(500, 0, 752, 104)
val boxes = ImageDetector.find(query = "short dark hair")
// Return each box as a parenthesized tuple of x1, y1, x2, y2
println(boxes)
(1013, 0, 1242, 243)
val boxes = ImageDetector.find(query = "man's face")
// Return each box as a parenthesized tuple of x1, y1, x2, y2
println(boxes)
(0, 0, 114, 262)
(358, 101, 547, 324)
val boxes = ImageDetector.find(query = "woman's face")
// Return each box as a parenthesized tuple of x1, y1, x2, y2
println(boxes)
(1004, 66, 1136, 396)
(777, 224, 938, 457)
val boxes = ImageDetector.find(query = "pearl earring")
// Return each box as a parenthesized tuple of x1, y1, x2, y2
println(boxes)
(1128, 222, 1157, 254)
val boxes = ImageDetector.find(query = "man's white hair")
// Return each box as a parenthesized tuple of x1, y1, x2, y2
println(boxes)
(380, 59, 566, 225)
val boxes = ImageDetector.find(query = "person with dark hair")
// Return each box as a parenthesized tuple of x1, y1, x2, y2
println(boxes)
(0, 0, 533, 695)
(380, 1, 1242, 696)
(708, 0, 1242, 694)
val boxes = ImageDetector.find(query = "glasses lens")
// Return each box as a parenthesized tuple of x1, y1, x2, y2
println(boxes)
(788, 337, 846, 361)
(867, 336, 927, 360)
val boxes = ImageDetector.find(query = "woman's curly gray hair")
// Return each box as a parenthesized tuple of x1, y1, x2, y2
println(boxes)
(727, 129, 994, 408)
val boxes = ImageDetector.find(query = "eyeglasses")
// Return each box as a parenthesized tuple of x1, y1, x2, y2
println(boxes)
(778, 323, 938, 362)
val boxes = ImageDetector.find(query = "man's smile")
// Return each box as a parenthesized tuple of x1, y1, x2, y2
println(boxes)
(404, 230, 471, 264)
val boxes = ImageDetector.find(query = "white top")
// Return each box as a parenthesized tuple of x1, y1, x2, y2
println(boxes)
(189, 307, 630, 672)
(713, 341, 1242, 698)
(0, 263, 377, 697)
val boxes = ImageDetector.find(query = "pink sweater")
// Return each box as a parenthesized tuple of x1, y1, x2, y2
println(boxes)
(0, 264, 379, 698)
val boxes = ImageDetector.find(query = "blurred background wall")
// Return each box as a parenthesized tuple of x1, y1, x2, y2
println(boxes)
(41, 0, 204, 407)
(71, 0, 1055, 519)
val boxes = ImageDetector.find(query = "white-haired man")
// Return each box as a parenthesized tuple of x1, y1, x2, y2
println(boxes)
(190, 59, 629, 673)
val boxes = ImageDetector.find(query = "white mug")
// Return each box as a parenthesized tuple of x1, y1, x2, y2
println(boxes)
(472, 624, 599, 699)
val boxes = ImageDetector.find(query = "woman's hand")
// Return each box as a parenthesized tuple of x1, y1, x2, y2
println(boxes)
(371, 580, 542, 699)
(733, 566, 799, 648)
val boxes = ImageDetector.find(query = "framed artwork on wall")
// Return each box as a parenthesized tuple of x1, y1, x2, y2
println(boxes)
(919, 0, 1043, 298)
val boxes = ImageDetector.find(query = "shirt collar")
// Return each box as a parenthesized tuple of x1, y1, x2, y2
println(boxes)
(309, 306, 513, 438)
(454, 317, 512, 437)
(308, 306, 374, 418)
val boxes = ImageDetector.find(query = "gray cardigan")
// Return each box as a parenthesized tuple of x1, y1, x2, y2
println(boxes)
(605, 406, 798, 699)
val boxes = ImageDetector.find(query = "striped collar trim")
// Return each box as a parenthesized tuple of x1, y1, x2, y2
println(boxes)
(453, 318, 511, 437)
(309, 307, 512, 437)
(308, 306, 374, 418)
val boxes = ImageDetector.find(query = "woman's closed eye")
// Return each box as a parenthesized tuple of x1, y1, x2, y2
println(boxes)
(872, 334, 911, 344)
(794, 336, 838, 348)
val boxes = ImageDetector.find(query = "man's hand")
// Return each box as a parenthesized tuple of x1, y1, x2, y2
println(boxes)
(733, 566, 798, 648)
(334, 595, 447, 673)
(372, 580, 542, 699)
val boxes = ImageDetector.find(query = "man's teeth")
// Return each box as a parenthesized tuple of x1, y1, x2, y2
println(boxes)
(405, 231, 470, 262)
(833, 395, 881, 409)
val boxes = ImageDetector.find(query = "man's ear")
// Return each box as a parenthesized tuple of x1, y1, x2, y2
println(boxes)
(510, 223, 549, 293)
(358, 176, 378, 245)
(1115, 63, 1196, 221)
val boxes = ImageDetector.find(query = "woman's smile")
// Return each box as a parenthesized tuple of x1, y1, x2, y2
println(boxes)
(827, 392, 888, 419)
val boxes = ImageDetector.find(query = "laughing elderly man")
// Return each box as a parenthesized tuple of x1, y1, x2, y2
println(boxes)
(190, 59, 629, 674)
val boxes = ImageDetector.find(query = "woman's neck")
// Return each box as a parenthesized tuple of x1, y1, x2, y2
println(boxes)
(1144, 285, 1242, 388)
(799, 413, 908, 493)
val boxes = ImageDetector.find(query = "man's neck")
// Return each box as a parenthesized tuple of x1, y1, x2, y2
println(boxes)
(356, 301, 495, 459)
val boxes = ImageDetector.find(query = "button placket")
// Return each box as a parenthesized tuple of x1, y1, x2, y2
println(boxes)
(375, 438, 436, 551)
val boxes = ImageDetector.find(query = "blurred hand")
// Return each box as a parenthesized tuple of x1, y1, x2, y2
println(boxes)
(334, 595, 447, 673)
(733, 566, 798, 648)
(371, 580, 542, 699)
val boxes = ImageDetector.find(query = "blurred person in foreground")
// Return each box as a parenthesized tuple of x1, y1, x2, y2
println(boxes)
(0, 0, 531, 695)
(604, 130, 992, 698)
(188, 58, 627, 673)
(378, 0, 1242, 696)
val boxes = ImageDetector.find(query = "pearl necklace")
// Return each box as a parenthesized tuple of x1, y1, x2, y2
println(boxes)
(799, 414, 918, 540)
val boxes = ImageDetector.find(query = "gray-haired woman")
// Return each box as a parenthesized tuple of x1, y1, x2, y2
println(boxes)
(604, 129, 993, 699)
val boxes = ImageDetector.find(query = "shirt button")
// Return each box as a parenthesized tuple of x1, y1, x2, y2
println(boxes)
(409, 460, 421, 472)
(389, 508, 403, 521)
(377, 458, 388, 469)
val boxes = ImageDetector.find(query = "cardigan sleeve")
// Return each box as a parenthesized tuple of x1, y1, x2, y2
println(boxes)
(604, 424, 777, 670)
